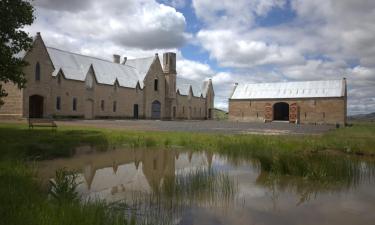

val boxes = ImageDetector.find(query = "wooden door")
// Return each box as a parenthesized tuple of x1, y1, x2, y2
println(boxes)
(133, 104, 139, 119)
(84, 99, 94, 119)
(29, 95, 44, 118)
(151, 100, 161, 119)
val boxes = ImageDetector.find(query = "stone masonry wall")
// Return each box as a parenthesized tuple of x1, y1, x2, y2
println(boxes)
(0, 82, 23, 118)
(229, 97, 346, 125)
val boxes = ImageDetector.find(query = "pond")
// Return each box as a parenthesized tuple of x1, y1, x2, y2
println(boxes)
(37, 146, 375, 225)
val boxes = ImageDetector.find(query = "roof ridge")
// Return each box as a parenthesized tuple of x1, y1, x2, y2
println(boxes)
(126, 55, 155, 61)
(46, 46, 118, 64)
(240, 79, 343, 85)
(47, 46, 155, 69)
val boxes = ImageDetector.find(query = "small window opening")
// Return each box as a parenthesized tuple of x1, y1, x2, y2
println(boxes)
(73, 98, 77, 111)
(56, 97, 61, 110)
(154, 79, 158, 91)
(35, 62, 40, 81)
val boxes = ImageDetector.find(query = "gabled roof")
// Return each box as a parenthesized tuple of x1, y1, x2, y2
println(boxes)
(46, 47, 155, 88)
(126, 57, 155, 83)
(176, 77, 210, 97)
(230, 79, 346, 100)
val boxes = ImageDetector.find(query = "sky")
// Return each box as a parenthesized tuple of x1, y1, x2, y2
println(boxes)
(24, 0, 375, 115)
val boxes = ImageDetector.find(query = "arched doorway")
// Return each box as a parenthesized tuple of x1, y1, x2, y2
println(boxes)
(273, 102, 289, 121)
(84, 99, 94, 119)
(151, 100, 161, 119)
(29, 95, 44, 118)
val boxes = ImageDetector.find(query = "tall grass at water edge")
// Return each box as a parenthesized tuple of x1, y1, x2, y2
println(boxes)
(0, 161, 133, 225)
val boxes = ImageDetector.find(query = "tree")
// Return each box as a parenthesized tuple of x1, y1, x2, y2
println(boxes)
(0, 0, 34, 106)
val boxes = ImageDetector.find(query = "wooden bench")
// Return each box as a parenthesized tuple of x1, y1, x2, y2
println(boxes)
(28, 118, 57, 130)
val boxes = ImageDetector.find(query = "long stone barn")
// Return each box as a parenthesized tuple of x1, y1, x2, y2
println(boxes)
(0, 32, 215, 120)
(228, 79, 347, 125)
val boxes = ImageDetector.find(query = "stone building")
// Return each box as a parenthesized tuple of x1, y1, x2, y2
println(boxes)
(0, 33, 214, 120)
(228, 79, 347, 125)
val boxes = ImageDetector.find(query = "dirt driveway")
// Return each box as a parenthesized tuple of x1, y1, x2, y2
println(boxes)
(55, 120, 334, 135)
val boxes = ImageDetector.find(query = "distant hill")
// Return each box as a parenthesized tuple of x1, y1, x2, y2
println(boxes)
(213, 108, 228, 120)
(348, 112, 375, 122)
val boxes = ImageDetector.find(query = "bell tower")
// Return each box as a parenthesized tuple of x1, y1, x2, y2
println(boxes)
(163, 52, 176, 98)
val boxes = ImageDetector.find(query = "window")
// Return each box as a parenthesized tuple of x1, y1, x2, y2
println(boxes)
(72, 98, 77, 111)
(113, 101, 117, 112)
(56, 97, 61, 110)
(57, 74, 61, 85)
(101, 100, 105, 111)
(154, 79, 158, 91)
(35, 62, 40, 81)
(182, 106, 185, 114)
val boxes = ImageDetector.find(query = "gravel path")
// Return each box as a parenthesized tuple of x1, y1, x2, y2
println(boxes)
(56, 120, 334, 135)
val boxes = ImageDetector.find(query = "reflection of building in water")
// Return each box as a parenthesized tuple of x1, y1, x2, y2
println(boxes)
(38, 148, 213, 198)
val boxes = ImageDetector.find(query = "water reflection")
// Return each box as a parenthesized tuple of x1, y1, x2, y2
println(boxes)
(37, 147, 375, 225)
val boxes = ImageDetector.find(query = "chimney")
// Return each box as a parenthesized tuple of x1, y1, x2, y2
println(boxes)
(113, 54, 120, 64)
(163, 52, 176, 73)
(121, 57, 127, 64)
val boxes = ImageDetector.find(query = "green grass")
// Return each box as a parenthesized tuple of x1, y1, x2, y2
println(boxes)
(0, 122, 374, 161)
(0, 161, 133, 225)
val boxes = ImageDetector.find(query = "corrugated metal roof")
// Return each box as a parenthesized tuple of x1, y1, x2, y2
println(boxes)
(46, 47, 154, 88)
(230, 79, 345, 100)
(45, 46, 211, 95)
(177, 77, 209, 97)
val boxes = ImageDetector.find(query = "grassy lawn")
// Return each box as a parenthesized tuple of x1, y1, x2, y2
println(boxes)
(0, 122, 374, 225)
(1, 122, 374, 161)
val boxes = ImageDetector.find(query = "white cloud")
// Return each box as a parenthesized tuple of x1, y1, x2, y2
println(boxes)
(197, 29, 304, 68)
(176, 58, 213, 80)
(28, 0, 189, 50)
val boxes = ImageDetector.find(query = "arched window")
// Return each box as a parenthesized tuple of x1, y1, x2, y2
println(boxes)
(154, 79, 158, 91)
(35, 62, 40, 81)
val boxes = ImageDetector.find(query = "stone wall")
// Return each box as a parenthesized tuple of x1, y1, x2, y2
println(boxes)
(175, 94, 207, 120)
(229, 97, 346, 125)
(0, 82, 23, 118)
